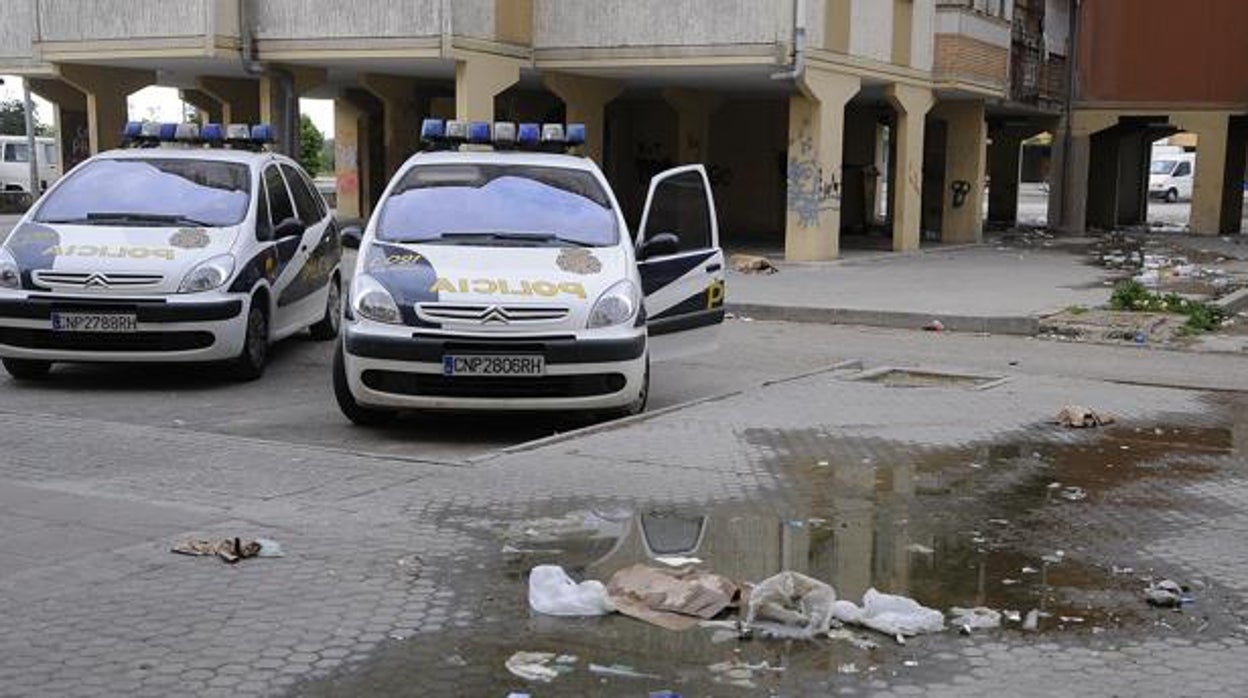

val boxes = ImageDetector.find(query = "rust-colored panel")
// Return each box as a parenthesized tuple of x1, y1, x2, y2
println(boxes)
(1078, 0, 1248, 104)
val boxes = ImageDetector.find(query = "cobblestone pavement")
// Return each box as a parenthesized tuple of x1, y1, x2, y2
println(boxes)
(3, 335, 1247, 696)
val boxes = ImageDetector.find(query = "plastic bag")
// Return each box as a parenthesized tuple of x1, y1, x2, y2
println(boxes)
(857, 588, 944, 636)
(949, 606, 1001, 631)
(528, 565, 615, 616)
(744, 571, 837, 639)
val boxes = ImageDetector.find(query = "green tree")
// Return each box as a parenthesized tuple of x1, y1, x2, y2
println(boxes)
(299, 114, 324, 176)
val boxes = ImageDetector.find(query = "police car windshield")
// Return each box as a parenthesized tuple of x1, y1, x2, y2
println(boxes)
(35, 158, 251, 228)
(377, 164, 617, 247)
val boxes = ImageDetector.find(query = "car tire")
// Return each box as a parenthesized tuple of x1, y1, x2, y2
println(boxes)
(308, 276, 341, 341)
(228, 298, 269, 382)
(333, 342, 396, 426)
(2, 358, 52, 380)
(1165, 188, 1179, 203)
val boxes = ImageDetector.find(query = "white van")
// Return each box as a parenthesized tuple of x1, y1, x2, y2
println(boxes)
(0, 135, 59, 193)
(1149, 150, 1195, 203)
(334, 119, 726, 423)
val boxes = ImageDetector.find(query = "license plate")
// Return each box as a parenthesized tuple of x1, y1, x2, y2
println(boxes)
(442, 354, 545, 377)
(51, 312, 138, 333)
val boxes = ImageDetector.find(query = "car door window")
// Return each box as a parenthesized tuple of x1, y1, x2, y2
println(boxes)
(264, 165, 297, 231)
(1173, 162, 1191, 177)
(255, 179, 272, 241)
(640, 170, 713, 253)
(280, 164, 325, 225)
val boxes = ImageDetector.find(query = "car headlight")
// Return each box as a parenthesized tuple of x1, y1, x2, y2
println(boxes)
(588, 279, 639, 329)
(0, 248, 20, 290)
(352, 274, 403, 324)
(178, 254, 235, 293)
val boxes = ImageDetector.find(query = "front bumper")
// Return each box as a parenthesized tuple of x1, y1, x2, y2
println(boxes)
(341, 324, 648, 411)
(0, 293, 248, 363)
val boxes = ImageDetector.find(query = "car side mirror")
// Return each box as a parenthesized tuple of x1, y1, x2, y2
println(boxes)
(639, 232, 680, 260)
(340, 225, 363, 250)
(274, 217, 306, 240)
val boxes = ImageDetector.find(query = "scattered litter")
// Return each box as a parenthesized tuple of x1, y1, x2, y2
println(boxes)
(1003, 610, 1022, 623)
(950, 607, 1001, 632)
(649, 692, 682, 698)
(924, 319, 946, 332)
(1145, 579, 1186, 608)
(1021, 566, 1039, 575)
(1059, 616, 1085, 624)
(730, 253, 779, 275)
(589, 663, 661, 680)
(844, 589, 945, 639)
(1060, 486, 1088, 501)
(1112, 565, 1135, 575)
(815, 459, 829, 467)
(505, 652, 576, 682)
(653, 555, 703, 568)
(837, 663, 859, 675)
(607, 564, 738, 631)
(744, 571, 837, 639)
(903, 660, 919, 668)
(171, 537, 269, 564)
(1055, 405, 1116, 428)
(528, 565, 615, 617)
(506, 693, 531, 698)
(444, 654, 468, 667)
(1022, 609, 1040, 631)
(1001, 578, 1019, 586)
(988, 518, 1010, 526)
(708, 660, 784, 689)
(827, 628, 879, 650)
(906, 543, 935, 555)
(1042, 550, 1065, 564)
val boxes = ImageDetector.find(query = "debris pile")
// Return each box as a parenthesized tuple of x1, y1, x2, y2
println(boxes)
(171, 537, 282, 564)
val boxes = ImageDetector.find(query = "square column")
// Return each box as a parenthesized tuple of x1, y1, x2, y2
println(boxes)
(179, 89, 222, 124)
(195, 76, 261, 124)
(987, 130, 1023, 225)
(543, 73, 623, 164)
(784, 69, 861, 261)
(55, 65, 153, 154)
(1172, 111, 1236, 236)
(28, 78, 89, 171)
(260, 67, 326, 157)
(334, 98, 366, 220)
(1049, 110, 1118, 234)
(361, 74, 439, 178)
(886, 84, 934, 252)
(935, 100, 986, 244)
(454, 52, 520, 123)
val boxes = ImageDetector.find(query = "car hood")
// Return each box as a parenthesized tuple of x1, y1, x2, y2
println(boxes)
(361, 241, 631, 331)
(3, 220, 241, 294)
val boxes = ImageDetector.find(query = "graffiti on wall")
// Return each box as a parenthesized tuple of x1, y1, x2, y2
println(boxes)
(786, 132, 840, 228)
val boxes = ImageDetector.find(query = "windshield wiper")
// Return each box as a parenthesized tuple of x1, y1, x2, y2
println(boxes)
(84, 212, 217, 227)
(417, 232, 596, 247)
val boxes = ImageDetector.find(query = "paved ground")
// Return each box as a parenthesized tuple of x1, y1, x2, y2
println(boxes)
(2, 316, 1248, 696)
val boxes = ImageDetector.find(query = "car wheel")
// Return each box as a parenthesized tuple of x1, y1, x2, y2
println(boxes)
(229, 299, 269, 382)
(309, 276, 341, 341)
(2, 358, 52, 380)
(1165, 188, 1179, 203)
(333, 342, 396, 426)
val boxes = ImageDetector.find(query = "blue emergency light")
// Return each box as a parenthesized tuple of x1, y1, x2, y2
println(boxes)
(418, 119, 587, 153)
(121, 120, 276, 150)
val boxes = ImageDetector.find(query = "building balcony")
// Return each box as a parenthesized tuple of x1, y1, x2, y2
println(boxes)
(932, 1, 1011, 94)
(31, 0, 241, 62)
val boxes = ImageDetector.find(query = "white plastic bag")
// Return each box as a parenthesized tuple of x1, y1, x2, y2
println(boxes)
(528, 565, 615, 616)
(857, 588, 944, 636)
(949, 606, 1001, 631)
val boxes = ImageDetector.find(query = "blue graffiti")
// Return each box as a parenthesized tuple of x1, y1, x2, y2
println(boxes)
(786, 136, 840, 228)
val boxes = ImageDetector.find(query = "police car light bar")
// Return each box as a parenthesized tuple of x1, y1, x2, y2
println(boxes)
(121, 121, 276, 150)
(419, 119, 587, 154)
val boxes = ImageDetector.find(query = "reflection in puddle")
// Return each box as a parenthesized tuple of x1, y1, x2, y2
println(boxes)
(296, 404, 1247, 696)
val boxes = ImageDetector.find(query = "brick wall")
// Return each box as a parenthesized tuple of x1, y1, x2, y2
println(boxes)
(933, 33, 1008, 88)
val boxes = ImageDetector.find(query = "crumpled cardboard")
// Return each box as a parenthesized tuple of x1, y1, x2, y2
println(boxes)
(606, 564, 739, 631)
(171, 537, 262, 564)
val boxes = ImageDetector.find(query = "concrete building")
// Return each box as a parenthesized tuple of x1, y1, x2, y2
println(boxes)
(0, 0, 1075, 259)
(1050, 0, 1248, 236)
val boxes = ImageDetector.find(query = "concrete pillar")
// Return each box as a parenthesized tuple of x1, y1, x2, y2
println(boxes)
(784, 69, 861, 261)
(934, 100, 986, 244)
(1050, 110, 1118, 234)
(1223, 117, 1247, 235)
(543, 73, 623, 164)
(885, 84, 934, 252)
(179, 89, 222, 125)
(28, 77, 89, 171)
(663, 88, 726, 165)
(259, 67, 326, 156)
(454, 52, 520, 122)
(195, 76, 260, 124)
(55, 65, 153, 154)
(1086, 127, 1121, 230)
(1116, 129, 1150, 226)
(987, 130, 1023, 225)
(334, 98, 366, 220)
(360, 73, 430, 178)
(1172, 111, 1236, 236)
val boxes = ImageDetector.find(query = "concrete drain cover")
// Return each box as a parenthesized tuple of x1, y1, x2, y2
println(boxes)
(850, 367, 1007, 390)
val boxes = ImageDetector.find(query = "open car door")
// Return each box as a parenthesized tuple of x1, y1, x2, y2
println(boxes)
(636, 165, 725, 362)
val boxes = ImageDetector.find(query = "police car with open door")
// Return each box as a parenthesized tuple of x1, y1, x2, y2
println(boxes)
(334, 119, 725, 423)
(0, 122, 342, 381)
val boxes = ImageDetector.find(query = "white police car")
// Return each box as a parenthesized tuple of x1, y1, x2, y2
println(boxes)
(334, 119, 726, 423)
(0, 122, 342, 380)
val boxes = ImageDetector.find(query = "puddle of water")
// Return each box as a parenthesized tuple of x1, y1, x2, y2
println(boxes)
(295, 402, 1247, 696)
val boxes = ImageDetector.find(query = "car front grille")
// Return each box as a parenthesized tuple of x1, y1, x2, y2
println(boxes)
(416, 303, 570, 326)
(32, 271, 164, 291)
(360, 370, 626, 399)
(0, 328, 213, 352)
